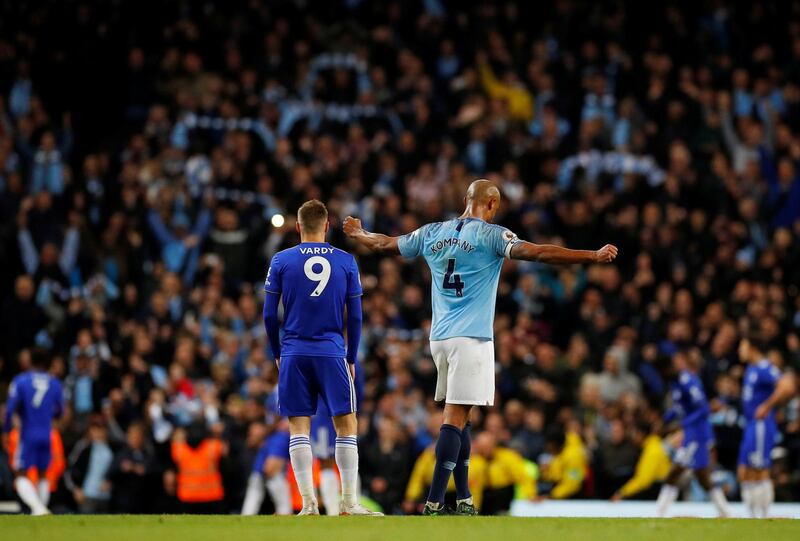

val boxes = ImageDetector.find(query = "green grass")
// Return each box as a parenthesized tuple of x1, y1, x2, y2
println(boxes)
(0, 515, 798, 541)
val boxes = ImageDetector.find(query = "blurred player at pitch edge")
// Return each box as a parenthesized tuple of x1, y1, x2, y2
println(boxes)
(656, 350, 731, 517)
(263, 200, 381, 516)
(2, 348, 64, 515)
(737, 337, 795, 518)
(344, 179, 618, 515)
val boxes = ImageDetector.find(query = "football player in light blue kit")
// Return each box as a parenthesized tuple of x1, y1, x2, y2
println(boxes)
(737, 337, 795, 518)
(263, 199, 381, 516)
(656, 350, 730, 518)
(344, 179, 618, 515)
(2, 348, 63, 515)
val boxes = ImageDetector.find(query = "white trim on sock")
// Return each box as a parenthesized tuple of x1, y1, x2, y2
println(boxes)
(289, 435, 316, 508)
(335, 435, 359, 507)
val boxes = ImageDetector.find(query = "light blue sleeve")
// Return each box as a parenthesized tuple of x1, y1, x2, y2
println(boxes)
(398, 224, 429, 259)
(485, 223, 522, 259)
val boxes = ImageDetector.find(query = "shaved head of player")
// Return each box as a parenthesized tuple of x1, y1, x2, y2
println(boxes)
(343, 181, 618, 515)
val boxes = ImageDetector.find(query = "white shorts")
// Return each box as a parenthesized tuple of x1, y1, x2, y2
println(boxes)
(430, 337, 495, 406)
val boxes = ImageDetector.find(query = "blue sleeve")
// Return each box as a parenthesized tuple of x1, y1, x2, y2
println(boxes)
(52, 378, 64, 419)
(17, 229, 39, 274)
(398, 225, 428, 259)
(345, 295, 362, 364)
(347, 256, 363, 297)
(762, 364, 781, 385)
(487, 224, 522, 259)
(264, 254, 282, 294)
(59, 227, 80, 275)
(263, 293, 281, 360)
(682, 401, 710, 427)
(147, 210, 176, 246)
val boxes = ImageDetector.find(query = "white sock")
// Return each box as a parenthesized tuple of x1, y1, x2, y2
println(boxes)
(37, 479, 50, 507)
(289, 435, 316, 508)
(319, 468, 341, 515)
(335, 436, 359, 507)
(656, 484, 678, 517)
(241, 473, 265, 515)
(741, 481, 757, 518)
(710, 486, 731, 518)
(755, 480, 774, 518)
(15, 477, 48, 515)
(266, 473, 292, 515)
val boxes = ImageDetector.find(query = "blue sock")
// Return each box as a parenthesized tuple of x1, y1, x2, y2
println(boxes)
(454, 422, 472, 501)
(427, 424, 462, 505)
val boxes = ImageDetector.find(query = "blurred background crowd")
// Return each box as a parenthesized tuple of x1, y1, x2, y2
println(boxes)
(2, 0, 800, 515)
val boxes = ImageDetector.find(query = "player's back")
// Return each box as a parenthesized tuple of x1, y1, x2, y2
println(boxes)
(399, 218, 519, 341)
(265, 242, 361, 358)
(672, 370, 709, 427)
(8, 371, 63, 443)
(742, 360, 781, 421)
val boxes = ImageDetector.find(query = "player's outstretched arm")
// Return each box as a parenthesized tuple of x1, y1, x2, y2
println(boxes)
(509, 241, 618, 264)
(343, 216, 401, 255)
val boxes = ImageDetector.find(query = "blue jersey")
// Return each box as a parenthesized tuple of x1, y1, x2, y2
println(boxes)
(742, 359, 781, 421)
(265, 242, 362, 358)
(398, 218, 521, 340)
(664, 370, 710, 431)
(4, 371, 63, 444)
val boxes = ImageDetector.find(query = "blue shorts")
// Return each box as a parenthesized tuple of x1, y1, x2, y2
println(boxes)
(278, 356, 355, 417)
(675, 426, 712, 470)
(14, 438, 51, 473)
(311, 411, 336, 460)
(738, 419, 776, 469)
(252, 431, 290, 474)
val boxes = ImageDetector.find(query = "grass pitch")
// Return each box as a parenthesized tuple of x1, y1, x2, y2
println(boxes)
(0, 515, 798, 541)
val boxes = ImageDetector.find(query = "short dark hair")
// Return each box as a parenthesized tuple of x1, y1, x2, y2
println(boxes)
(30, 348, 51, 370)
(297, 199, 328, 233)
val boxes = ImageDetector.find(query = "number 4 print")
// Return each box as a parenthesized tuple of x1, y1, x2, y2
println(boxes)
(443, 258, 465, 297)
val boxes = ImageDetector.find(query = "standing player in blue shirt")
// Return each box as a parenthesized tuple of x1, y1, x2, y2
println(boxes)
(656, 350, 731, 517)
(2, 348, 63, 515)
(737, 337, 795, 518)
(344, 179, 618, 515)
(263, 200, 381, 516)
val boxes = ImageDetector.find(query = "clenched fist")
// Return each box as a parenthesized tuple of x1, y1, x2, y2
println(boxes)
(594, 244, 619, 263)
(343, 216, 363, 237)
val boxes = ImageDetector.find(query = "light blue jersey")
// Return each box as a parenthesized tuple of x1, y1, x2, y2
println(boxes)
(398, 217, 521, 341)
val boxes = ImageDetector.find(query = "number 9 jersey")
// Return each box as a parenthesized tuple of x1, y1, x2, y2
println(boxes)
(265, 242, 362, 359)
(398, 218, 521, 341)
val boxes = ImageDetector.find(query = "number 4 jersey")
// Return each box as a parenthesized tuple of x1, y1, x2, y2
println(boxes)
(398, 218, 521, 341)
(265, 242, 362, 358)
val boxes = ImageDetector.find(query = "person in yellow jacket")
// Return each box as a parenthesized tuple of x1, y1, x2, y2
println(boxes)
(541, 429, 588, 499)
(477, 52, 534, 124)
(611, 423, 671, 501)
(469, 432, 536, 515)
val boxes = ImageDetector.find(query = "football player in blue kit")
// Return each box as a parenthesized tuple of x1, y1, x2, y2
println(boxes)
(737, 337, 795, 518)
(263, 200, 380, 516)
(2, 348, 63, 515)
(656, 350, 731, 517)
(344, 179, 618, 515)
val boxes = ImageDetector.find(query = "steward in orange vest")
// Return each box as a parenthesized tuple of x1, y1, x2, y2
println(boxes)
(170, 423, 226, 514)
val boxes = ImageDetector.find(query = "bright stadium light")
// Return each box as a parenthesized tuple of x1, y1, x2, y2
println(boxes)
(271, 214, 285, 228)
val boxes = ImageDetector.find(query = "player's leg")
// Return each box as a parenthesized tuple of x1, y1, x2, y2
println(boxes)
(280, 355, 319, 515)
(12, 441, 50, 516)
(751, 420, 776, 518)
(312, 415, 340, 515)
(738, 426, 758, 517)
(241, 472, 266, 515)
(324, 358, 381, 515)
(34, 441, 52, 508)
(264, 456, 292, 515)
(655, 463, 685, 517)
(695, 467, 730, 518)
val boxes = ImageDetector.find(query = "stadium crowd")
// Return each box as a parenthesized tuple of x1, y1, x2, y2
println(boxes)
(2, 0, 800, 515)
